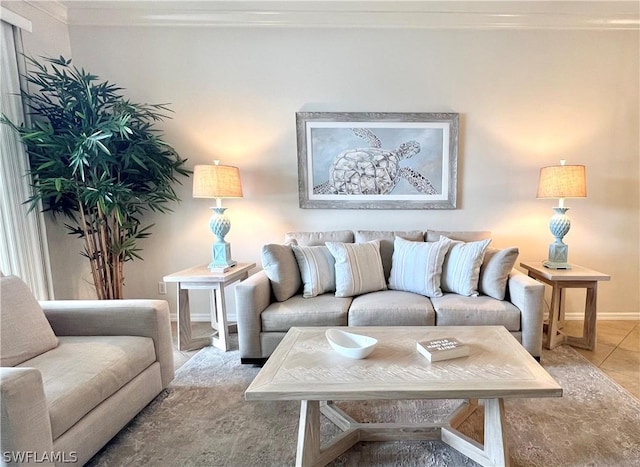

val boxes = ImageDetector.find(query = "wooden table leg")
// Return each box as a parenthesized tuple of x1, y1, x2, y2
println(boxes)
(565, 282, 598, 350)
(296, 400, 321, 467)
(546, 284, 566, 349)
(176, 284, 214, 351)
(484, 398, 509, 467)
(212, 284, 230, 351)
(176, 284, 192, 351)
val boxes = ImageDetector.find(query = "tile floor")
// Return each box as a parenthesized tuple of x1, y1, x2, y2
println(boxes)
(563, 319, 640, 399)
(171, 320, 640, 398)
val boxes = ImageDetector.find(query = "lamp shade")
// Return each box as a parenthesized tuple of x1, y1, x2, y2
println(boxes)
(537, 164, 586, 199)
(193, 163, 243, 199)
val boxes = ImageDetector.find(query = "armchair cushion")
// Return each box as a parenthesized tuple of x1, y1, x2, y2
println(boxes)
(0, 275, 59, 367)
(17, 335, 156, 440)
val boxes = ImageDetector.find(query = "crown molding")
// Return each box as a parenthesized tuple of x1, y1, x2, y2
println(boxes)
(25, 0, 68, 24)
(36, 1, 640, 30)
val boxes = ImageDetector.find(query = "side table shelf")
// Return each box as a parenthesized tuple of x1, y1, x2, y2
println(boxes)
(164, 262, 255, 351)
(520, 262, 610, 350)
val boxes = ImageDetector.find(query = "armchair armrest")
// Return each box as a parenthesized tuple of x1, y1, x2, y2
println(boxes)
(235, 270, 273, 360)
(40, 300, 174, 388)
(0, 368, 54, 465)
(507, 270, 545, 358)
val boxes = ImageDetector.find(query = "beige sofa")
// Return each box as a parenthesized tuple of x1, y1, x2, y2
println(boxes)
(236, 230, 545, 363)
(0, 274, 174, 466)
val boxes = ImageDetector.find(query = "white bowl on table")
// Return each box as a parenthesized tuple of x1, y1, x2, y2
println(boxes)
(325, 329, 378, 359)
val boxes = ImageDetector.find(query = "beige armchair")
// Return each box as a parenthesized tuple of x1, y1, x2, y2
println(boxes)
(0, 274, 174, 466)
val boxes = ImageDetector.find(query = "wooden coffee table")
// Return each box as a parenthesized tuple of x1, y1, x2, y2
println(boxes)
(245, 326, 562, 467)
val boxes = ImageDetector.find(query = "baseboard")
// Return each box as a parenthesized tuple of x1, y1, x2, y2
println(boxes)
(170, 313, 234, 322)
(564, 312, 640, 320)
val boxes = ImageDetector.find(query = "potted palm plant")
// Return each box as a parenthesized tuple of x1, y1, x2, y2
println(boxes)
(2, 56, 190, 299)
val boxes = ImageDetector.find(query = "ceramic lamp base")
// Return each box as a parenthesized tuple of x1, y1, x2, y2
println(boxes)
(209, 241, 237, 272)
(544, 242, 571, 269)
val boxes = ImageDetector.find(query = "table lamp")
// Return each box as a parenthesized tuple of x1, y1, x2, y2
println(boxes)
(193, 161, 243, 272)
(536, 160, 586, 270)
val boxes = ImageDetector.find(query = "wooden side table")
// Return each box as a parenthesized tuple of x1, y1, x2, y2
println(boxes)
(164, 262, 255, 351)
(520, 261, 610, 350)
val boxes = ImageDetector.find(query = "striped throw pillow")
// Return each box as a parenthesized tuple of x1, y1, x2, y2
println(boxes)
(326, 241, 386, 298)
(388, 236, 452, 298)
(441, 236, 492, 296)
(292, 245, 336, 298)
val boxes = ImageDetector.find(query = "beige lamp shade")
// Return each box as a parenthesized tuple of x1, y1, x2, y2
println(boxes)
(193, 163, 243, 199)
(537, 164, 586, 199)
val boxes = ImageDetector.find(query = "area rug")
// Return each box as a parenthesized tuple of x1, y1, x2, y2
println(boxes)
(87, 339, 640, 466)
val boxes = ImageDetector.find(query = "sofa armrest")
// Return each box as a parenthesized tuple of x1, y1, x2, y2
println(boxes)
(507, 270, 545, 358)
(40, 300, 174, 388)
(0, 368, 54, 465)
(235, 270, 273, 360)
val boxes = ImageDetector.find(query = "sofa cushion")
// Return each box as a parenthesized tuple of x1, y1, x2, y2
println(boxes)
(285, 230, 354, 246)
(261, 294, 351, 332)
(261, 244, 301, 302)
(17, 335, 156, 440)
(326, 240, 387, 298)
(388, 236, 452, 298)
(431, 294, 521, 331)
(441, 237, 492, 297)
(292, 245, 336, 298)
(425, 230, 492, 242)
(0, 275, 59, 367)
(348, 290, 435, 326)
(479, 247, 519, 300)
(354, 230, 423, 280)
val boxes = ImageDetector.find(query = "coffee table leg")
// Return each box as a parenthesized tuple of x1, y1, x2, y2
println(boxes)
(296, 400, 320, 467)
(442, 398, 509, 467)
(484, 398, 509, 467)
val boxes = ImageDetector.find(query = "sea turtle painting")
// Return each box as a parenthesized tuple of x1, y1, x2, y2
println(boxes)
(313, 128, 438, 195)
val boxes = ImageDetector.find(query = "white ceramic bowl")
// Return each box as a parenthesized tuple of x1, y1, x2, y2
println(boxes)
(325, 329, 378, 359)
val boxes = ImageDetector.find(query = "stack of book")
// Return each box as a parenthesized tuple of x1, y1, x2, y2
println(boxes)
(416, 337, 469, 362)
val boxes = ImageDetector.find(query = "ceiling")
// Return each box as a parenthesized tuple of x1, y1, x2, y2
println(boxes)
(28, 1, 640, 29)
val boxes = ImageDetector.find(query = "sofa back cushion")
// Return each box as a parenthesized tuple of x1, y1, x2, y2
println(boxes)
(261, 244, 302, 302)
(355, 230, 423, 280)
(1, 275, 59, 366)
(425, 230, 491, 242)
(285, 230, 354, 246)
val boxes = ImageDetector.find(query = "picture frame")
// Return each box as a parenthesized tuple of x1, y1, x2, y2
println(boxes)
(296, 112, 458, 209)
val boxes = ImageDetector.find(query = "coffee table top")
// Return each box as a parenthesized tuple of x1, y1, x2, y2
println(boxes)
(245, 326, 562, 401)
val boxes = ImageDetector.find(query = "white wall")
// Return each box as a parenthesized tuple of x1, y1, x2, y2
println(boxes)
(10, 8, 640, 318)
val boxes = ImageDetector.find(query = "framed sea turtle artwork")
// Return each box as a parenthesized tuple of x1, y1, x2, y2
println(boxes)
(296, 112, 458, 209)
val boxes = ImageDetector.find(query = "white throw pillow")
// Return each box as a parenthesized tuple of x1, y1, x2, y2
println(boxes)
(388, 236, 452, 298)
(479, 247, 519, 300)
(291, 245, 336, 298)
(326, 240, 387, 298)
(440, 236, 492, 297)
